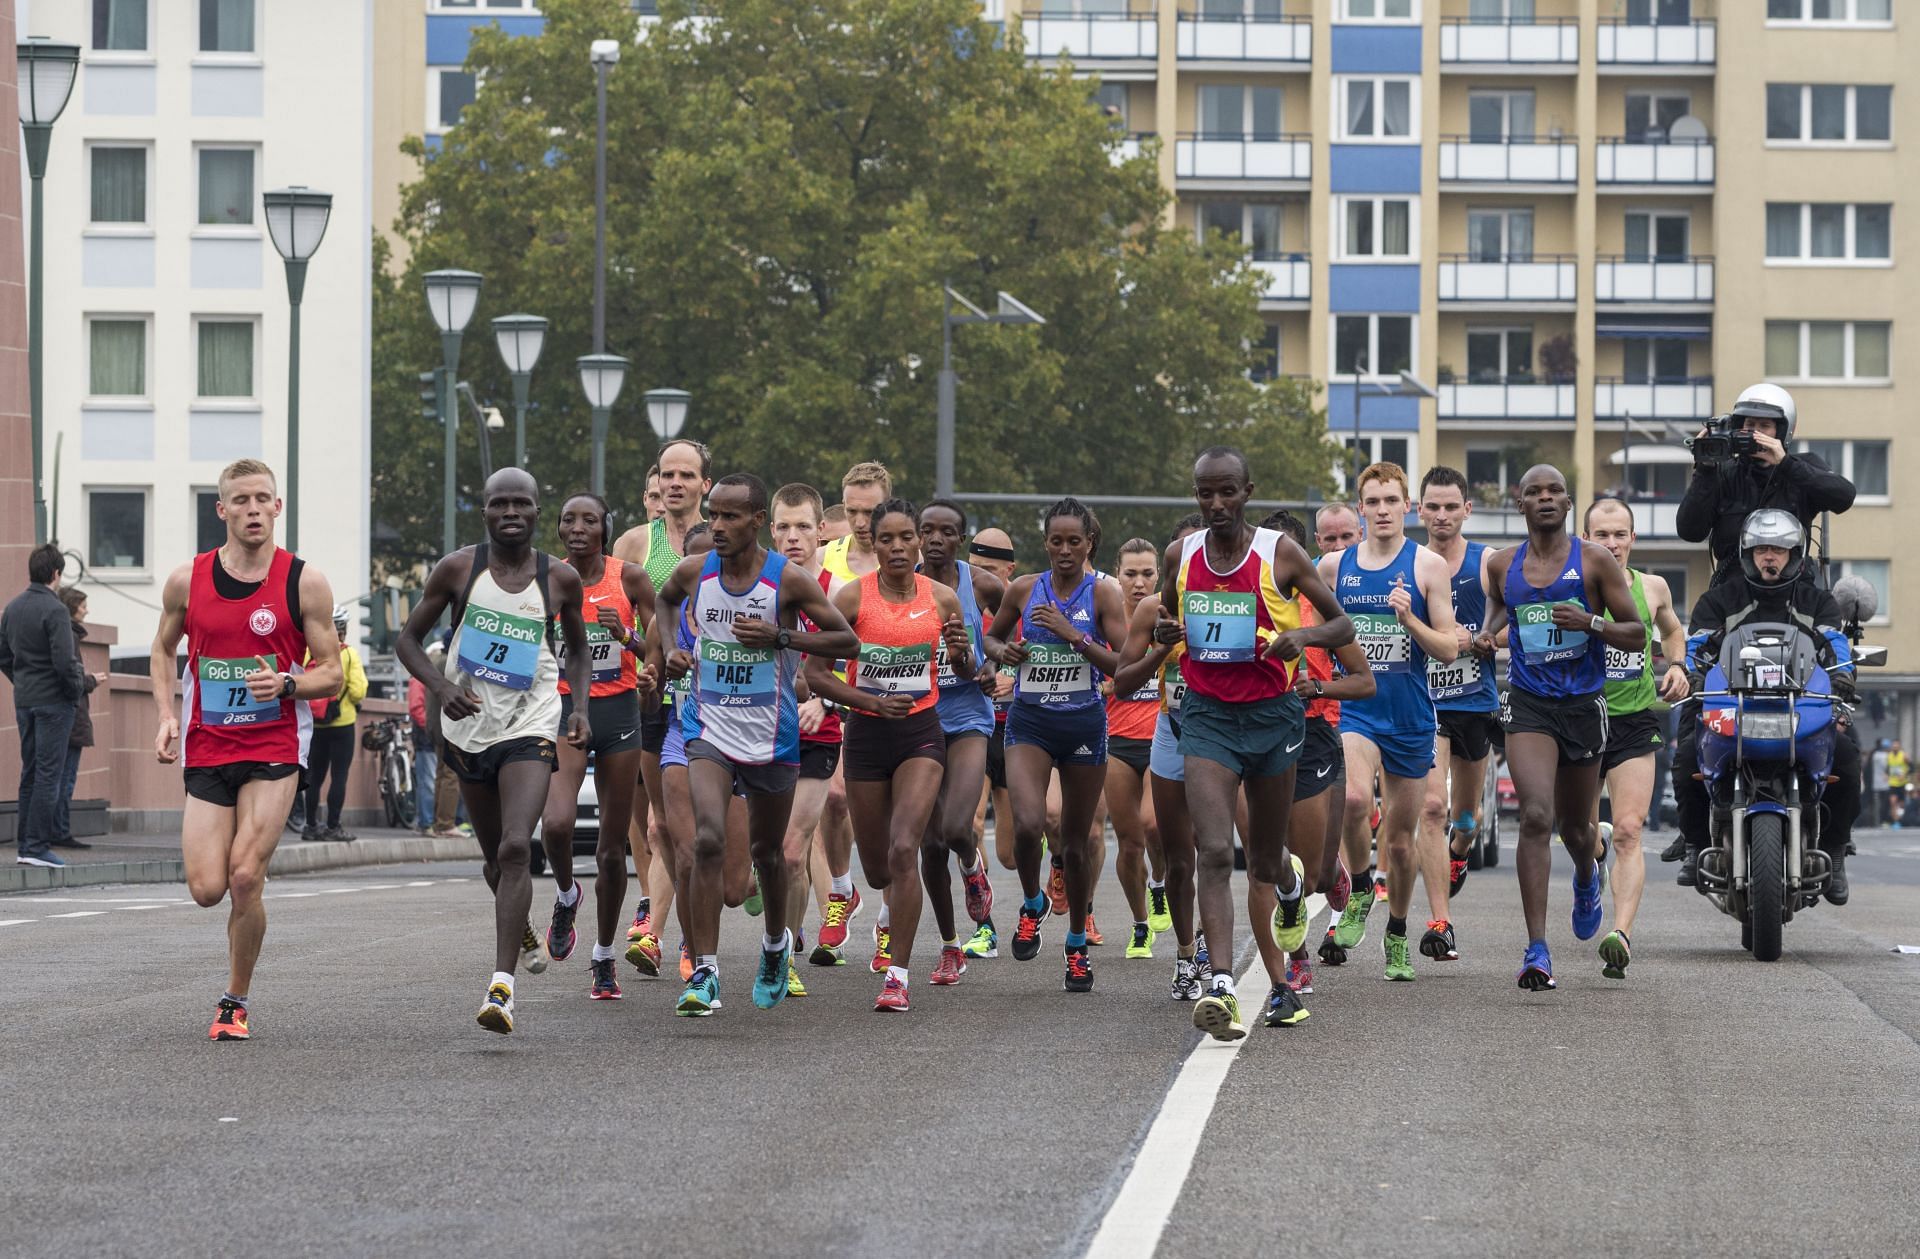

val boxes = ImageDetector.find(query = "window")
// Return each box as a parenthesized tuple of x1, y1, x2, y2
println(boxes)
(1836, 559, 1890, 623)
(1198, 84, 1283, 140)
(1622, 460, 1687, 500)
(1625, 0, 1691, 23)
(1203, 0, 1287, 14)
(89, 146, 148, 225)
(92, 0, 149, 52)
(1624, 92, 1690, 143)
(1342, 437, 1415, 493)
(1199, 202, 1284, 259)
(1623, 337, 1689, 383)
(1469, 90, 1535, 143)
(1796, 438, 1889, 498)
(195, 489, 226, 554)
(1625, 210, 1689, 261)
(197, 149, 255, 226)
(1338, 196, 1415, 261)
(1339, 77, 1416, 141)
(88, 490, 148, 570)
(1094, 82, 1128, 129)
(1343, 0, 1418, 20)
(1767, 84, 1893, 144)
(1470, 0, 1535, 19)
(433, 69, 478, 131)
(1251, 322, 1283, 383)
(88, 319, 147, 397)
(1467, 208, 1534, 262)
(1465, 447, 1527, 499)
(200, 0, 255, 53)
(197, 321, 256, 398)
(1766, 203, 1892, 263)
(1333, 314, 1414, 377)
(1765, 320, 1891, 381)
(1769, 0, 1892, 24)
(1467, 327, 1534, 382)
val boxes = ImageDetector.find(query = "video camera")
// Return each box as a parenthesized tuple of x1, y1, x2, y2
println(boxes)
(1685, 413, 1759, 465)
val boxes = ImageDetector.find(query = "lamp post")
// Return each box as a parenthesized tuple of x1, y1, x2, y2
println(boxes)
(262, 187, 333, 552)
(589, 38, 620, 354)
(491, 313, 548, 469)
(937, 285, 1045, 498)
(577, 353, 629, 496)
(1346, 369, 1437, 494)
(423, 270, 484, 554)
(643, 388, 691, 444)
(17, 36, 80, 543)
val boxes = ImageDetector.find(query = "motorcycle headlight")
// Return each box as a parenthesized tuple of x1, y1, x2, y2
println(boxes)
(1739, 711, 1795, 741)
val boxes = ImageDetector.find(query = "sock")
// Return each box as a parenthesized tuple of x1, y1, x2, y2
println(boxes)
(696, 954, 719, 976)
(1277, 875, 1303, 903)
(944, 936, 958, 949)
(1024, 891, 1048, 915)
(1387, 915, 1407, 937)
(831, 872, 854, 897)
(490, 971, 513, 992)
(222, 991, 249, 1010)
(557, 881, 581, 907)
(1210, 971, 1235, 995)
(763, 929, 789, 953)
(1134, 919, 1149, 932)
(1066, 930, 1087, 949)
(591, 943, 616, 962)
(966, 853, 986, 876)
(878, 903, 892, 930)
(1147, 877, 1165, 891)
(886, 964, 909, 985)
(1178, 945, 1195, 961)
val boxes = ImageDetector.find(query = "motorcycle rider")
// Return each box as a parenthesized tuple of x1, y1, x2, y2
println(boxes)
(1672, 510, 1859, 904)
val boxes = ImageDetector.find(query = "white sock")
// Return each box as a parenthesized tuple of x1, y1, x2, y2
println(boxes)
(1210, 971, 1234, 996)
(878, 903, 892, 930)
(591, 943, 615, 962)
(763, 929, 789, 953)
(1147, 877, 1165, 890)
(887, 965, 909, 985)
(696, 954, 718, 976)
(943, 937, 958, 949)
(491, 970, 514, 992)
(966, 853, 986, 875)
(1277, 876, 1303, 903)
(831, 872, 854, 897)
(556, 881, 581, 907)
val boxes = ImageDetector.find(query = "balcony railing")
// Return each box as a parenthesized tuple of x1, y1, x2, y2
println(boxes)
(1439, 17, 1578, 66)
(1176, 13, 1311, 62)
(1439, 377, 1578, 421)
(1595, 376, 1713, 420)
(1175, 132, 1311, 182)
(1469, 500, 1681, 539)
(1109, 130, 1154, 164)
(1438, 254, 1577, 303)
(1439, 136, 1578, 185)
(1595, 256, 1715, 303)
(1251, 254, 1310, 303)
(1596, 137, 1715, 184)
(1596, 18, 1716, 67)
(1020, 11, 1157, 60)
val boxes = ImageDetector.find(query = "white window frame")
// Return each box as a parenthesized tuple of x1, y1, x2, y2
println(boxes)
(1250, 321, 1285, 382)
(1465, 206, 1535, 261)
(192, 315, 262, 404)
(1795, 438, 1890, 505)
(88, 0, 154, 61)
(1339, 435, 1420, 495)
(193, 0, 262, 65)
(1335, 76, 1419, 144)
(84, 484, 153, 580)
(1340, 0, 1420, 23)
(1624, 207, 1692, 260)
(1623, 336, 1692, 383)
(84, 141, 153, 233)
(1766, 83, 1894, 148)
(432, 1, 546, 10)
(192, 143, 262, 236)
(1765, 320, 1892, 385)
(1465, 325, 1535, 381)
(1766, 0, 1894, 28)
(85, 314, 153, 405)
(1196, 201, 1287, 260)
(1468, 89, 1537, 142)
(427, 66, 481, 136)
(1764, 203, 1893, 267)
(1330, 313, 1418, 382)
(1623, 90, 1693, 141)
(1835, 559, 1891, 625)
(1333, 195, 1419, 262)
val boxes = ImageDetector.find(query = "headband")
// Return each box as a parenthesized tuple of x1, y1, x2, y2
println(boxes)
(969, 542, 1015, 561)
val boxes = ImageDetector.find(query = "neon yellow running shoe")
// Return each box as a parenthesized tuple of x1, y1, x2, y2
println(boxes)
(1331, 889, 1374, 949)
(1598, 929, 1631, 979)
(962, 922, 999, 958)
(1269, 854, 1310, 954)
(787, 962, 809, 997)
(1147, 884, 1173, 936)
(1192, 988, 1246, 1042)
(1125, 922, 1155, 959)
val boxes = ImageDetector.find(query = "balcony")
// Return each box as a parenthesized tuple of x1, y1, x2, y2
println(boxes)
(1595, 256, 1714, 305)
(1439, 18, 1578, 70)
(1439, 377, 1578, 422)
(1468, 500, 1681, 540)
(1020, 11, 1157, 62)
(1596, 19, 1716, 70)
(1109, 130, 1153, 164)
(1596, 137, 1715, 186)
(1177, 13, 1310, 64)
(1174, 133, 1311, 186)
(1438, 255, 1577, 306)
(1439, 137, 1578, 188)
(1251, 254, 1310, 306)
(1595, 376, 1713, 421)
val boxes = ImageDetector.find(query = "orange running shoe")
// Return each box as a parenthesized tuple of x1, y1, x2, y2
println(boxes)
(678, 939, 694, 983)
(1047, 862, 1069, 916)
(870, 922, 893, 974)
(628, 909, 653, 943)
(874, 975, 910, 1012)
(209, 998, 249, 1041)
(627, 932, 662, 977)
(1084, 912, 1104, 947)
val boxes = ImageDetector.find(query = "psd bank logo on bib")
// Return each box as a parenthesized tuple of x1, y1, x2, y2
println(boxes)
(249, 607, 278, 636)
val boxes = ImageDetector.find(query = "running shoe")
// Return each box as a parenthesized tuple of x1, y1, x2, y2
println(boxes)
(1517, 940, 1556, 992)
(817, 891, 856, 954)
(962, 861, 994, 925)
(1374, 873, 1389, 903)
(743, 871, 763, 917)
(1012, 903, 1045, 961)
(962, 922, 999, 959)
(1571, 860, 1604, 941)
(1419, 919, 1459, 962)
(874, 975, 910, 1012)
(477, 982, 514, 1034)
(590, 957, 623, 1000)
(1383, 930, 1415, 982)
(1147, 885, 1173, 935)
(627, 907, 652, 942)
(520, 923, 550, 975)
(1262, 982, 1309, 1028)
(1598, 929, 1632, 980)
(870, 923, 892, 974)
(1047, 862, 1069, 916)
(1170, 958, 1202, 1001)
(1331, 890, 1374, 949)
(931, 945, 967, 985)
(787, 963, 808, 997)
(1285, 956, 1314, 995)
(753, 936, 791, 1010)
(677, 966, 719, 1016)
(1448, 826, 1473, 896)
(547, 890, 580, 962)
(1192, 988, 1246, 1042)
(1085, 913, 1104, 947)
(1064, 946, 1094, 993)
(209, 998, 249, 1041)
(1317, 925, 1348, 967)
(626, 932, 663, 977)
(1327, 860, 1352, 913)
(677, 939, 694, 983)
(1193, 932, 1210, 974)
(1125, 922, 1154, 959)
(1269, 854, 1310, 954)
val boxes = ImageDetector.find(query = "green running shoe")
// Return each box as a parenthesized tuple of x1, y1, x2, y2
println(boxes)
(1383, 931, 1415, 981)
(1331, 888, 1374, 949)
(1192, 989, 1246, 1042)
(743, 872, 763, 918)
(1598, 929, 1631, 979)
(1147, 885, 1173, 936)
(1269, 854, 1311, 954)
(961, 922, 999, 959)
(1125, 922, 1155, 959)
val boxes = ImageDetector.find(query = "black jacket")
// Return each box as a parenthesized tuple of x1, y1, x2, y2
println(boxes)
(69, 622, 98, 750)
(1677, 451, 1855, 588)
(0, 584, 80, 708)
(1688, 573, 1847, 673)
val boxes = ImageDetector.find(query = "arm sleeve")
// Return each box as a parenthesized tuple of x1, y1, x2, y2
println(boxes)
(1676, 464, 1721, 543)
(344, 648, 368, 707)
(1780, 453, 1857, 515)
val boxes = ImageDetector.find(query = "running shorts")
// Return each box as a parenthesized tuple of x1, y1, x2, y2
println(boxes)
(799, 740, 842, 782)
(1436, 708, 1503, 765)
(560, 689, 644, 758)
(661, 712, 688, 770)
(183, 760, 301, 808)
(1502, 687, 1607, 768)
(444, 736, 558, 785)
(986, 721, 1008, 790)
(1292, 715, 1344, 802)
(1178, 690, 1305, 781)
(640, 703, 671, 756)
(1343, 709, 1436, 781)
(685, 738, 798, 797)
(1601, 706, 1663, 776)
(934, 684, 996, 739)
(1109, 736, 1152, 776)
(843, 708, 946, 783)
(1004, 702, 1107, 768)
(1149, 711, 1183, 782)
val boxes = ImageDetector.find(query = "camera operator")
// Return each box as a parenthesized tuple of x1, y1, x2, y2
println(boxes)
(1672, 510, 1859, 904)
(1678, 384, 1855, 589)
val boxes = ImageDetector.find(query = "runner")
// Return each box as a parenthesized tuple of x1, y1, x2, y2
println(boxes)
(1105, 538, 1170, 960)
(966, 526, 1020, 957)
(647, 474, 858, 1016)
(820, 504, 850, 545)
(643, 465, 664, 521)
(1474, 465, 1644, 991)
(539, 492, 657, 1001)
(396, 468, 595, 1034)
(1319, 463, 1459, 982)
(984, 499, 1130, 992)
(1582, 496, 1688, 979)
(150, 458, 344, 1041)
(821, 461, 891, 583)
(1314, 502, 1361, 555)
(915, 498, 1004, 982)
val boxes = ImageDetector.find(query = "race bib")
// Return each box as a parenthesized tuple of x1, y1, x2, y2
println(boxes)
(1605, 644, 1646, 682)
(857, 641, 934, 698)
(667, 668, 691, 708)
(698, 639, 777, 710)
(1123, 672, 1160, 705)
(993, 662, 1017, 712)
(197, 654, 283, 727)
(458, 605, 543, 692)
(558, 621, 623, 684)
(1183, 591, 1257, 664)
(1351, 611, 1413, 674)
(935, 634, 977, 688)
(1515, 602, 1586, 664)
(1164, 660, 1187, 714)
(1427, 653, 1482, 701)
(1017, 641, 1093, 703)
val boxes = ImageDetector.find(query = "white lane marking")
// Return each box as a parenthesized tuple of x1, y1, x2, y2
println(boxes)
(271, 892, 321, 899)
(1084, 895, 1327, 1259)
(0, 919, 31, 927)
(47, 911, 109, 919)
(406, 881, 435, 887)
(4, 878, 456, 921)
(19, 897, 191, 904)
(359, 884, 401, 891)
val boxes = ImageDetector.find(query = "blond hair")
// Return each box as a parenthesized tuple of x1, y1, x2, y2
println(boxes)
(218, 458, 278, 495)
(841, 461, 892, 496)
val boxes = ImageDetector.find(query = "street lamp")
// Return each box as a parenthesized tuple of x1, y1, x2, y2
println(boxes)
(424, 269, 483, 554)
(577, 353, 630, 496)
(1346, 368, 1436, 494)
(643, 388, 691, 444)
(937, 285, 1045, 497)
(589, 38, 620, 354)
(17, 36, 80, 543)
(263, 187, 333, 552)
(491, 313, 548, 469)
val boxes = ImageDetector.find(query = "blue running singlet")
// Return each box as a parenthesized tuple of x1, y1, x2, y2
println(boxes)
(1503, 539, 1605, 699)
(1431, 540, 1498, 714)
(1337, 538, 1436, 742)
(1013, 570, 1104, 714)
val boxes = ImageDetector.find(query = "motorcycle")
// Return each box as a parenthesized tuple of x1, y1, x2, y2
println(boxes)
(361, 716, 415, 830)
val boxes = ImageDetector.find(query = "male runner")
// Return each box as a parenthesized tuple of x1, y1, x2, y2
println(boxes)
(1474, 465, 1643, 990)
(1307, 504, 1362, 967)
(397, 468, 594, 1033)
(821, 504, 850, 545)
(1583, 496, 1688, 978)
(1320, 463, 1459, 981)
(643, 466, 664, 521)
(821, 461, 891, 583)
(1314, 502, 1361, 555)
(648, 474, 858, 1015)
(966, 527, 1020, 956)
(151, 458, 343, 1040)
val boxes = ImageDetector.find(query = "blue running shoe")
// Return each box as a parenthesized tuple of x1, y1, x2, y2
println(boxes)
(1517, 940, 1556, 992)
(752, 933, 792, 1010)
(677, 966, 720, 1017)
(1572, 857, 1604, 941)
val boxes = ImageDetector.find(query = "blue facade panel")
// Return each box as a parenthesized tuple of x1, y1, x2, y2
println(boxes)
(426, 14, 548, 65)
(1330, 25, 1422, 74)
(1325, 386, 1421, 432)
(1329, 145, 1422, 194)
(1329, 265, 1421, 314)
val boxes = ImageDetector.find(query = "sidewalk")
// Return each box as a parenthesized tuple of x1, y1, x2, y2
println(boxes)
(4, 826, 482, 894)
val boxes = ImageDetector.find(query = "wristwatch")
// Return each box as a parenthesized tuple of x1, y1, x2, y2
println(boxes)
(775, 628, 793, 651)
(1588, 614, 1605, 634)
(278, 672, 297, 699)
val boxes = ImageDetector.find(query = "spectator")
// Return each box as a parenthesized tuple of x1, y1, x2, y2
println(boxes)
(407, 650, 437, 834)
(1888, 739, 1909, 830)
(423, 638, 467, 837)
(1870, 740, 1891, 826)
(299, 605, 367, 842)
(0, 544, 82, 868)
(53, 587, 109, 851)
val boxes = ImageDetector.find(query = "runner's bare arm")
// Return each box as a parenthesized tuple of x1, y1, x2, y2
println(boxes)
(149, 563, 193, 761)
(1402, 547, 1459, 663)
(985, 575, 1038, 666)
(1577, 542, 1645, 651)
(1474, 548, 1513, 657)
(1647, 573, 1691, 702)
(1072, 578, 1130, 678)
(551, 563, 593, 728)
(777, 562, 859, 659)
(1159, 542, 1184, 618)
(644, 553, 704, 684)
(611, 523, 649, 566)
(1112, 597, 1173, 694)
(622, 563, 657, 642)
(1312, 642, 1377, 702)
(933, 585, 975, 678)
(1270, 540, 1354, 658)
(282, 564, 344, 701)
(972, 568, 1006, 621)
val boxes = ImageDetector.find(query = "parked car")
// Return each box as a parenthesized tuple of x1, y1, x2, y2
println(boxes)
(528, 761, 599, 876)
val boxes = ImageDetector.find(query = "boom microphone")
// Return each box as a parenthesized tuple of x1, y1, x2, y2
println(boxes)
(1832, 574, 1879, 625)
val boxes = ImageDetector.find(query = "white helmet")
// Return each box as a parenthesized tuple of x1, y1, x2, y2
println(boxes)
(1730, 382, 1797, 444)
(331, 603, 351, 630)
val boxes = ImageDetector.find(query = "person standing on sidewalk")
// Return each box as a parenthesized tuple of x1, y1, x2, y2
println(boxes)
(1, 544, 83, 868)
(408, 658, 437, 834)
(53, 587, 108, 851)
(297, 606, 367, 842)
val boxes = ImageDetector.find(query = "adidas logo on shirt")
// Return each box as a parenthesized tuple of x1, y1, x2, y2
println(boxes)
(1073, 609, 1090, 621)
(1562, 568, 1580, 580)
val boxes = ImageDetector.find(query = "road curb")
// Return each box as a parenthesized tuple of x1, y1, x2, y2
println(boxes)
(3, 836, 481, 895)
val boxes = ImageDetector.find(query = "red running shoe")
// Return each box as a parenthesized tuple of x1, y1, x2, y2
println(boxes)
(930, 945, 967, 986)
(1328, 861, 1352, 913)
(1084, 912, 1104, 947)
(818, 892, 855, 952)
(870, 922, 893, 974)
(1047, 862, 1069, 916)
(963, 860, 994, 925)
(209, 998, 249, 1041)
(1285, 956, 1315, 995)
(874, 975, 910, 1012)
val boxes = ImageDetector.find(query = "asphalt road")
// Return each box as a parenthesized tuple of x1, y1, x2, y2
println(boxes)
(3, 830, 1917, 1259)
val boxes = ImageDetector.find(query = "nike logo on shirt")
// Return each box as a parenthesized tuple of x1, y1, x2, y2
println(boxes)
(1316, 763, 1333, 779)
(908, 609, 932, 619)
(589, 594, 611, 603)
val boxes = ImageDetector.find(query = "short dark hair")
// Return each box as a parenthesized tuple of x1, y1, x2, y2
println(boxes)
(658, 438, 713, 479)
(28, 543, 64, 585)
(560, 491, 615, 552)
(1044, 496, 1102, 560)
(1173, 511, 1204, 537)
(918, 497, 969, 533)
(1419, 465, 1469, 499)
(1260, 509, 1307, 549)
(1194, 446, 1251, 482)
(712, 472, 768, 514)
(872, 497, 920, 536)
(58, 586, 87, 618)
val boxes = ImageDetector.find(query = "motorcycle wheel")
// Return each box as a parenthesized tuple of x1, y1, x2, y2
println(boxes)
(1747, 812, 1786, 962)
